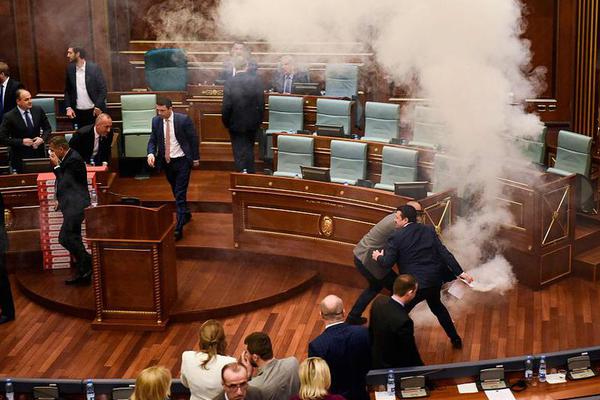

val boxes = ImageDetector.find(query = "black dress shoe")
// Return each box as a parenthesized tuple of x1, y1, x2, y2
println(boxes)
(0, 315, 15, 324)
(451, 338, 463, 349)
(183, 212, 192, 225)
(65, 275, 84, 285)
(174, 229, 183, 241)
(346, 316, 368, 325)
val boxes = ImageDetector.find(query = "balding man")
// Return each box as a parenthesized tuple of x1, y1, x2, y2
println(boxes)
(309, 295, 370, 400)
(270, 55, 310, 94)
(213, 362, 264, 400)
(0, 88, 51, 173)
(69, 113, 113, 165)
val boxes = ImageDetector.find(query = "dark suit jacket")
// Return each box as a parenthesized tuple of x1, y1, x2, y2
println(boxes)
(377, 223, 463, 289)
(369, 296, 423, 369)
(69, 124, 113, 165)
(211, 386, 264, 400)
(222, 72, 264, 133)
(1, 77, 23, 118)
(53, 149, 90, 217)
(0, 105, 52, 172)
(64, 61, 107, 111)
(270, 70, 310, 93)
(147, 112, 200, 168)
(309, 322, 370, 400)
(218, 59, 259, 82)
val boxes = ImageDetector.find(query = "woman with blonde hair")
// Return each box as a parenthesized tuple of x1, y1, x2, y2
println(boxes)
(291, 357, 346, 400)
(181, 319, 236, 400)
(131, 366, 171, 400)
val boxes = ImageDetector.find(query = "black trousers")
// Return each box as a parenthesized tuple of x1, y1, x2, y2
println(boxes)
(404, 286, 460, 341)
(59, 211, 91, 276)
(229, 130, 256, 173)
(0, 254, 14, 319)
(348, 257, 397, 319)
(164, 157, 191, 231)
(73, 108, 95, 129)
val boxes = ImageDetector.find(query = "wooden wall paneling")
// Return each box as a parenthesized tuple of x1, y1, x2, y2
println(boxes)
(90, 0, 112, 91)
(31, 0, 94, 93)
(0, 1, 19, 80)
(12, 0, 37, 93)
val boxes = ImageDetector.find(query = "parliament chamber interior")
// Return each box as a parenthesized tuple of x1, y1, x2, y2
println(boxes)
(2, 0, 600, 399)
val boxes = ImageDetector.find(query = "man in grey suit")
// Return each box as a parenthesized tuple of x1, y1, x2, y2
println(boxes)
(240, 332, 300, 400)
(212, 362, 264, 400)
(347, 201, 423, 325)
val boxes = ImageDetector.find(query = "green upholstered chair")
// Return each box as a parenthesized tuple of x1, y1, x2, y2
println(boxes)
(144, 48, 188, 91)
(374, 146, 419, 191)
(120, 94, 156, 158)
(361, 102, 400, 143)
(515, 127, 547, 165)
(430, 152, 452, 195)
(325, 64, 358, 98)
(329, 139, 368, 185)
(274, 135, 314, 178)
(31, 97, 57, 132)
(263, 95, 305, 161)
(409, 105, 445, 149)
(547, 129, 594, 212)
(316, 98, 352, 135)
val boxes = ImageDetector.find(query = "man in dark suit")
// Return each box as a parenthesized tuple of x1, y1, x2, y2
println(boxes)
(369, 274, 423, 369)
(222, 56, 264, 173)
(48, 136, 91, 285)
(217, 42, 258, 83)
(147, 97, 199, 241)
(0, 89, 51, 173)
(0, 192, 14, 324)
(213, 362, 264, 400)
(270, 55, 310, 94)
(309, 295, 370, 400)
(69, 113, 113, 165)
(373, 204, 473, 349)
(0, 62, 23, 123)
(64, 46, 107, 129)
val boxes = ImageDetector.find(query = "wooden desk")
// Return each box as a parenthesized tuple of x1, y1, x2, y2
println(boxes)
(230, 173, 456, 284)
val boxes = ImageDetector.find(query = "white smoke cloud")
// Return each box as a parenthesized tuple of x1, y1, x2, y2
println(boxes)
(212, 0, 546, 294)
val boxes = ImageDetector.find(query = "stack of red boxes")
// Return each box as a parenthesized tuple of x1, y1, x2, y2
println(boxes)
(37, 169, 101, 270)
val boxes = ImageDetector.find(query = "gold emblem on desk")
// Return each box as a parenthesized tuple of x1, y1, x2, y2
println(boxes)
(201, 89, 224, 96)
(320, 216, 334, 237)
(4, 208, 13, 230)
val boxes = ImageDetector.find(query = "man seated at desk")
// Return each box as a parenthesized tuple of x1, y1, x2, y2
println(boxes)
(69, 113, 113, 165)
(270, 55, 310, 94)
(217, 41, 258, 83)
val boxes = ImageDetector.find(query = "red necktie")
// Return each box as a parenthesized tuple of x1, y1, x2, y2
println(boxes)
(165, 119, 171, 163)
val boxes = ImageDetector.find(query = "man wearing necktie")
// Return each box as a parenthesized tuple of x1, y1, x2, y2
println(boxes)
(0, 89, 51, 173)
(270, 55, 310, 94)
(147, 97, 199, 241)
(0, 62, 23, 123)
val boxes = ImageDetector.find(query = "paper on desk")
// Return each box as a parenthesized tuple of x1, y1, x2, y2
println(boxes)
(545, 373, 567, 384)
(484, 388, 516, 400)
(374, 391, 395, 400)
(457, 382, 478, 394)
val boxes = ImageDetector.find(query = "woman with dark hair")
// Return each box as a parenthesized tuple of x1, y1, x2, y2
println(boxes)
(181, 319, 236, 400)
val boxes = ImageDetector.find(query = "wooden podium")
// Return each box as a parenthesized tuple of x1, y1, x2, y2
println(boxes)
(85, 205, 177, 330)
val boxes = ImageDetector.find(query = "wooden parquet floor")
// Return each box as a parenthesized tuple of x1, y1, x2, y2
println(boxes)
(2, 274, 600, 379)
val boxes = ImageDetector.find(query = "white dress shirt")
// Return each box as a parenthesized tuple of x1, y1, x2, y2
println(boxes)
(75, 61, 94, 110)
(18, 106, 33, 128)
(92, 126, 100, 159)
(163, 115, 185, 159)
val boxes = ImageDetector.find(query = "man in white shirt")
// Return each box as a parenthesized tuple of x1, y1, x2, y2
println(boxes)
(64, 46, 107, 129)
(147, 97, 199, 241)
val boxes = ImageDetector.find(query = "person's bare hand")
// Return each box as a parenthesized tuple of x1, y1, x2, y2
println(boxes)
(93, 107, 102, 117)
(372, 249, 384, 261)
(66, 108, 76, 119)
(49, 151, 60, 166)
(459, 272, 474, 284)
(147, 154, 155, 168)
(22, 138, 34, 147)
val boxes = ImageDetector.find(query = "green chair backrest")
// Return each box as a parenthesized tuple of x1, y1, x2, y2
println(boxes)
(274, 135, 314, 177)
(267, 95, 304, 133)
(432, 153, 453, 194)
(32, 98, 56, 131)
(316, 98, 352, 135)
(363, 102, 400, 142)
(515, 126, 547, 164)
(121, 94, 157, 135)
(552, 130, 592, 177)
(377, 146, 419, 188)
(144, 48, 188, 91)
(325, 64, 358, 98)
(410, 106, 444, 149)
(123, 134, 151, 158)
(330, 140, 368, 184)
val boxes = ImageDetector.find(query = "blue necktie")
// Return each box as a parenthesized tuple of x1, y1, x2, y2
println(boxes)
(0, 84, 4, 121)
(25, 110, 34, 134)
